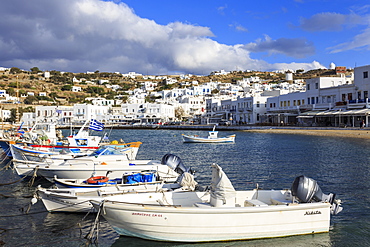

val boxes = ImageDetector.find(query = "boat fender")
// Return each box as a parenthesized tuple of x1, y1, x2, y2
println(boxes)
(87, 176, 109, 184)
(101, 162, 108, 165)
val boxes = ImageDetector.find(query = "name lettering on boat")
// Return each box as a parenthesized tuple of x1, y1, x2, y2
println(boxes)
(132, 212, 163, 217)
(304, 210, 321, 216)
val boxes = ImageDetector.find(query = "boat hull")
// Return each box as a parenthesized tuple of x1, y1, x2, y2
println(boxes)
(37, 183, 167, 213)
(182, 134, 235, 143)
(16, 160, 179, 183)
(93, 190, 332, 242)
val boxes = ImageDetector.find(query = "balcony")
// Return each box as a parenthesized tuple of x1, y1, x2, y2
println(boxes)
(348, 99, 370, 109)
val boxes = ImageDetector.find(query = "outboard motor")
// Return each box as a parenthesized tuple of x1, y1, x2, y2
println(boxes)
(161, 154, 194, 175)
(291, 175, 342, 215)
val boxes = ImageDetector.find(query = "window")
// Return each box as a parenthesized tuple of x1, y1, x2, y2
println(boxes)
(307, 84, 310, 90)
(365, 91, 368, 99)
(348, 93, 352, 101)
(257, 101, 260, 107)
(315, 83, 318, 89)
(307, 98, 310, 104)
(358, 91, 361, 100)
(364, 71, 368, 78)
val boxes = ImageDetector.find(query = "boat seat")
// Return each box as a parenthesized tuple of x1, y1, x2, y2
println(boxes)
(270, 198, 292, 205)
(244, 199, 268, 207)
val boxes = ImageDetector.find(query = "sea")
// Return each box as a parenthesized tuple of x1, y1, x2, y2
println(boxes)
(0, 128, 369, 247)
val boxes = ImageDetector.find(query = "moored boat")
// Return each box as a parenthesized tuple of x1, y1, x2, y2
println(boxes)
(182, 126, 235, 143)
(35, 155, 197, 213)
(91, 164, 342, 243)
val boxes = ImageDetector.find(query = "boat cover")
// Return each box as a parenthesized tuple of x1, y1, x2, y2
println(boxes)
(178, 172, 197, 191)
(210, 163, 236, 201)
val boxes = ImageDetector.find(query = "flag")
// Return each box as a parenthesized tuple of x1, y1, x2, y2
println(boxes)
(89, 119, 104, 131)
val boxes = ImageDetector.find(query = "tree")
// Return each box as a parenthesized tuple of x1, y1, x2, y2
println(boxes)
(30, 67, 41, 73)
(211, 89, 219, 95)
(85, 86, 104, 94)
(10, 67, 21, 74)
(61, 85, 73, 91)
(23, 95, 38, 105)
(175, 106, 185, 121)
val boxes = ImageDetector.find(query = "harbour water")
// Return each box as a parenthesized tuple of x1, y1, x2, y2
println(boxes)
(0, 128, 369, 246)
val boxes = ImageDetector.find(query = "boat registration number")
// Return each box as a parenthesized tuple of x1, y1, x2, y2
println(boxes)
(132, 212, 163, 217)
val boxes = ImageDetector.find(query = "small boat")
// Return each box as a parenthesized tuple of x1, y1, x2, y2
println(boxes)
(35, 156, 197, 213)
(91, 164, 342, 243)
(12, 142, 142, 178)
(182, 126, 235, 143)
(15, 153, 192, 184)
(36, 182, 174, 213)
(54, 171, 158, 188)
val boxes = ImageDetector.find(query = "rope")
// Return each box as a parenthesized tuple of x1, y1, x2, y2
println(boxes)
(0, 159, 12, 172)
(27, 166, 39, 187)
(0, 165, 36, 186)
(85, 201, 104, 245)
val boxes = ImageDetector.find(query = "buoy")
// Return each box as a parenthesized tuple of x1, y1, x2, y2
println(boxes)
(87, 176, 109, 184)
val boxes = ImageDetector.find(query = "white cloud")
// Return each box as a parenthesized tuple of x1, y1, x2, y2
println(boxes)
(328, 27, 370, 53)
(0, 0, 323, 74)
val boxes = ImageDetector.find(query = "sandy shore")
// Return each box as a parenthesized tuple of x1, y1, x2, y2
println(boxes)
(245, 128, 370, 139)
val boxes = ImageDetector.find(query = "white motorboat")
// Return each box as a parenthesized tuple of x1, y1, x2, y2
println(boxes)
(35, 156, 197, 213)
(12, 142, 142, 177)
(53, 171, 158, 188)
(182, 126, 235, 143)
(16, 153, 192, 185)
(91, 164, 342, 243)
(36, 182, 170, 213)
(10, 141, 141, 163)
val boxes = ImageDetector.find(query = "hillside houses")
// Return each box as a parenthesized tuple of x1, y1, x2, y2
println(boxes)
(8, 65, 370, 128)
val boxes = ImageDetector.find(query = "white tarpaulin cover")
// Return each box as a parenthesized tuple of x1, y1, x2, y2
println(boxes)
(210, 163, 236, 201)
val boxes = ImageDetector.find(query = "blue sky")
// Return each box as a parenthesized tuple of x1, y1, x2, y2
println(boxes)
(1, 0, 370, 75)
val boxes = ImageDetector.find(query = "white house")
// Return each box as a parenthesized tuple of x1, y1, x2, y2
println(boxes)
(72, 86, 82, 92)
(121, 103, 175, 123)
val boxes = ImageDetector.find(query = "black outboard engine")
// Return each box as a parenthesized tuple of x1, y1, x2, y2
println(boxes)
(161, 154, 194, 175)
(291, 175, 342, 215)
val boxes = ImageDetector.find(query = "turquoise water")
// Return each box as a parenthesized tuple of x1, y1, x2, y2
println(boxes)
(0, 129, 369, 246)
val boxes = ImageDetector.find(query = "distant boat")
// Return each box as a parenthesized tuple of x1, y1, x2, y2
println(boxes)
(182, 126, 235, 143)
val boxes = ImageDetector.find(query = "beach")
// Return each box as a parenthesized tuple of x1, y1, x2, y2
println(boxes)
(245, 128, 370, 139)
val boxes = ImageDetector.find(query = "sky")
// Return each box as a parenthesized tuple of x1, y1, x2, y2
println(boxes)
(1, 0, 370, 75)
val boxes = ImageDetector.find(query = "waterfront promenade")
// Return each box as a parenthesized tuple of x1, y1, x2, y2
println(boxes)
(94, 124, 370, 139)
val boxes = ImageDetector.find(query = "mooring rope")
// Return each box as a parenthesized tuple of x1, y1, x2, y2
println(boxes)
(27, 166, 39, 187)
(0, 166, 36, 186)
(84, 201, 104, 245)
(0, 160, 11, 172)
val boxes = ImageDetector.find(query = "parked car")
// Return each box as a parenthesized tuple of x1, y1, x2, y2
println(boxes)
(219, 120, 230, 126)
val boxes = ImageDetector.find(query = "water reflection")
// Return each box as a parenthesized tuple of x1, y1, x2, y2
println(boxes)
(112, 233, 332, 247)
